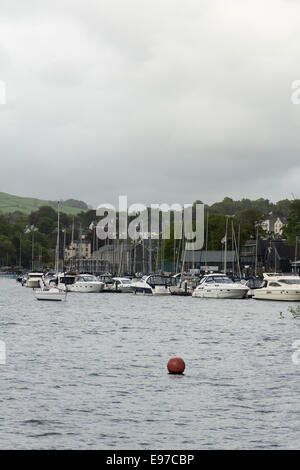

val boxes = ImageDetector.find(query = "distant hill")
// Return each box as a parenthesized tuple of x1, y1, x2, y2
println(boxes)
(0, 192, 88, 215)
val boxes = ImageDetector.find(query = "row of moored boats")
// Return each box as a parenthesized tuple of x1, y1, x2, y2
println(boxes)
(18, 271, 300, 302)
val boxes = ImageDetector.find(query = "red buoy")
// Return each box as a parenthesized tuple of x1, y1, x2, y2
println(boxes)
(167, 357, 185, 374)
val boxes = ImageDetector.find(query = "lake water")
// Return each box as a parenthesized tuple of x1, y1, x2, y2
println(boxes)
(0, 278, 300, 449)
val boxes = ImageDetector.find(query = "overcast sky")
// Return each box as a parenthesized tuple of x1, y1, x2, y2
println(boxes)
(1, 0, 300, 208)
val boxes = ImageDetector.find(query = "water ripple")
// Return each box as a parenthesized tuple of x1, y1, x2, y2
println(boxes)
(0, 279, 300, 449)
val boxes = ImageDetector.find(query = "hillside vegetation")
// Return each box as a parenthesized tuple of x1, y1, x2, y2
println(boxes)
(0, 192, 88, 215)
(0, 196, 298, 269)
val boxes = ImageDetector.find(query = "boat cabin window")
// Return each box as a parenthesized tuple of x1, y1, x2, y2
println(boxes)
(205, 276, 231, 284)
(268, 282, 281, 287)
(147, 275, 175, 286)
(280, 279, 300, 284)
(99, 276, 113, 283)
(77, 275, 97, 282)
(213, 276, 232, 283)
(59, 276, 75, 285)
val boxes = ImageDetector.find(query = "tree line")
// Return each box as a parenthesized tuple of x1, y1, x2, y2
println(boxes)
(0, 197, 299, 268)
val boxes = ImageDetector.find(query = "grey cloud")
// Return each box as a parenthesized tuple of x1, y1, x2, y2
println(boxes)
(1, 0, 300, 207)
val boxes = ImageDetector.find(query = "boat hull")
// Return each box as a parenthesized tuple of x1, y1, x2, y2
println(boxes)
(132, 285, 171, 295)
(132, 275, 174, 295)
(152, 287, 171, 295)
(34, 289, 66, 301)
(132, 286, 153, 295)
(169, 286, 192, 296)
(67, 282, 104, 293)
(193, 288, 248, 299)
(117, 286, 133, 293)
(253, 289, 300, 301)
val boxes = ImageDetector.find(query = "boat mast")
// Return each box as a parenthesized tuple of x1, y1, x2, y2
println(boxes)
(71, 216, 74, 244)
(232, 222, 241, 278)
(181, 246, 186, 282)
(223, 216, 229, 274)
(175, 237, 182, 274)
(149, 236, 152, 273)
(231, 219, 234, 276)
(79, 223, 82, 273)
(205, 209, 209, 270)
(118, 241, 123, 276)
(254, 225, 259, 277)
(55, 201, 60, 273)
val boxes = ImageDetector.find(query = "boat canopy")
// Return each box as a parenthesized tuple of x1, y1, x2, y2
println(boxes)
(200, 275, 233, 284)
(146, 275, 176, 287)
(75, 274, 98, 282)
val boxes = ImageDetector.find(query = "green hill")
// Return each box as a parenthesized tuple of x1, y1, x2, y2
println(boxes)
(0, 192, 88, 215)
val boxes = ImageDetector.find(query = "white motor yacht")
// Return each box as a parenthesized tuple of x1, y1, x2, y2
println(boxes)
(192, 273, 249, 299)
(131, 274, 175, 295)
(66, 274, 104, 293)
(26, 272, 44, 288)
(253, 273, 300, 301)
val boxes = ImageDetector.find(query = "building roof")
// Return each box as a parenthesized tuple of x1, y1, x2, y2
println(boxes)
(183, 250, 236, 263)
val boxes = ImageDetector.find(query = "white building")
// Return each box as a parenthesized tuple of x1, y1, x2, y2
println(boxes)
(65, 241, 91, 260)
(273, 217, 287, 236)
(261, 217, 287, 236)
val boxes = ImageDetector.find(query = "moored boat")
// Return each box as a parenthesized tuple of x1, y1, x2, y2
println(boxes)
(192, 273, 249, 299)
(34, 287, 66, 301)
(131, 274, 176, 295)
(26, 272, 44, 288)
(66, 274, 104, 293)
(252, 273, 300, 301)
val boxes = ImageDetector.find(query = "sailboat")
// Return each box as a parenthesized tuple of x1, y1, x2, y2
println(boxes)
(34, 202, 67, 301)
